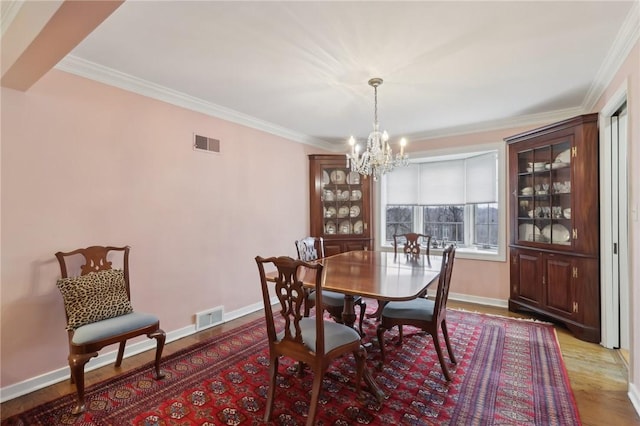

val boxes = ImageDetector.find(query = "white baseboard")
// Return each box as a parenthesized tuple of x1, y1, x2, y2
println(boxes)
(0, 302, 265, 403)
(446, 291, 509, 309)
(629, 382, 640, 418)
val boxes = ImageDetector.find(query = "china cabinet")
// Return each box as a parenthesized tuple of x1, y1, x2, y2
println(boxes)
(506, 113, 600, 342)
(309, 155, 373, 256)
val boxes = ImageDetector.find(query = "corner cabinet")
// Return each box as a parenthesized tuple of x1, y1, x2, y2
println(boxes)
(309, 155, 373, 256)
(506, 113, 600, 343)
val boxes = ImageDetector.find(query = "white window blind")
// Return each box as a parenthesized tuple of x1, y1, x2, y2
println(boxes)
(385, 150, 497, 205)
(465, 152, 497, 203)
(386, 164, 420, 204)
(419, 160, 465, 205)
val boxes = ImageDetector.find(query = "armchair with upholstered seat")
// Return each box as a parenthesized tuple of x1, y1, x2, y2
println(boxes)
(55, 245, 165, 414)
(295, 236, 366, 336)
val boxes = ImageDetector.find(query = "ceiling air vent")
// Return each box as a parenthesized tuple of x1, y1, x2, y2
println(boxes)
(194, 134, 220, 153)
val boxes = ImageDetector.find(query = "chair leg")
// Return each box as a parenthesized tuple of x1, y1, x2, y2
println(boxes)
(398, 325, 404, 345)
(356, 300, 367, 336)
(367, 300, 388, 320)
(263, 355, 279, 422)
(376, 325, 387, 368)
(115, 341, 126, 367)
(306, 369, 324, 426)
(150, 329, 166, 379)
(353, 348, 365, 398)
(69, 352, 97, 415)
(441, 319, 457, 364)
(431, 331, 452, 381)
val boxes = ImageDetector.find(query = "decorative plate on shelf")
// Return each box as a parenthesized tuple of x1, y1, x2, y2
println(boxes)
(350, 190, 362, 200)
(338, 220, 351, 234)
(353, 220, 364, 234)
(347, 171, 360, 185)
(325, 221, 336, 234)
(322, 170, 330, 185)
(325, 206, 336, 218)
(330, 170, 346, 184)
(542, 224, 570, 244)
(555, 149, 571, 164)
(518, 223, 543, 242)
(350, 205, 360, 217)
(337, 206, 350, 218)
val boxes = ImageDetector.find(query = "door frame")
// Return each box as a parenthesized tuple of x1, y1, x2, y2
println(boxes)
(599, 79, 630, 349)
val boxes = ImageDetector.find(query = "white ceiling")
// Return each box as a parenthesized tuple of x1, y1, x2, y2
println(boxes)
(59, 1, 637, 149)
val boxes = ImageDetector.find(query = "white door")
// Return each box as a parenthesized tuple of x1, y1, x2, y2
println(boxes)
(600, 93, 630, 350)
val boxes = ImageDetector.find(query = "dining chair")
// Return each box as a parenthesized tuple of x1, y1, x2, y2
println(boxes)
(393, 232, 432, 256)
(368, 232, 435, 321)
(255, 255, 367, 426)
(55, 245, 165, 414)
(376, 244, 457, 381)
(295, 236, 366, 336)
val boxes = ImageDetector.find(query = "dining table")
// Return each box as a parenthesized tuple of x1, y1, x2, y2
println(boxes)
(266, 250, 442, 402)
(305, 250, 441, 330)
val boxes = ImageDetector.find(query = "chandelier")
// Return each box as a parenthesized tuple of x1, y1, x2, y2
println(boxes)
(346, 77, 409, 181)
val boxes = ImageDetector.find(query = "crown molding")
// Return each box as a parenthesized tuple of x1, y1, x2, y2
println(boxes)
(407, 107, 585, 142)
(0, 0, 22, 37)
(583, 0, 640, 111)
(55, 55, 336, 151)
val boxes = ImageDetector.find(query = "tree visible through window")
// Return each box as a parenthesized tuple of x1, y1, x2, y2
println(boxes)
(423, 205, 464, 244)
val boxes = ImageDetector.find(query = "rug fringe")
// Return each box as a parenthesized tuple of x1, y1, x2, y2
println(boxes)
(448, 307, 554, 325)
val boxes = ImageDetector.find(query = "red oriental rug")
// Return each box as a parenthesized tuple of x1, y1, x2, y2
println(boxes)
(2, 307, 581, 425)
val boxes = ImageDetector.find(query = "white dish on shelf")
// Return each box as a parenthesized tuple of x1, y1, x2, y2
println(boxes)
(545, 162, 569, 170)
(325, 206, 336, 218)
(350, 190, 362, 200)
(325, 221, 336, 234)
(518, 223, 543, 242)
(322, 170, 330, 185)
(555, 149, 571, 164)
(521, 187, 533, 195)
(542, 224, 570, 243)
(563, 208, 571, 219)
(330, 170, 346, 184)
(353, 220, 364, 234)
(337, 205, 350, 218)
(350, 205, 360, 217)
(338, 220, 351, 234)
(347, 171, 360, 185)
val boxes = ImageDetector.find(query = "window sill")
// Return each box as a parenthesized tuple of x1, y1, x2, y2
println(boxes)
(379, 245, 505, 262)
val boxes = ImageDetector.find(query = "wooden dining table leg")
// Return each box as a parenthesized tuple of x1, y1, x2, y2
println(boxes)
(342, 296, 387, 402)
(341, 294, 357, 329)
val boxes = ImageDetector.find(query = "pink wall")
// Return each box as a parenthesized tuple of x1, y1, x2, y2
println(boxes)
(0, 70, 317, 386)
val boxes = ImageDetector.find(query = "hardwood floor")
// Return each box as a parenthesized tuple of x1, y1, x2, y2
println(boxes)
(2, 301, 638, 425)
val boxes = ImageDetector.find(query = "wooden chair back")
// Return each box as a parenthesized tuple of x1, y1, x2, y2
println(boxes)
(54, 245, 165, 415)
(256, 256, 325, 355)
(295, 236, 325, 261)
(393, 233, 432, 256)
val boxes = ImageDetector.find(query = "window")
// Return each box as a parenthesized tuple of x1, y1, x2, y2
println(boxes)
(379, 144, 505, 261)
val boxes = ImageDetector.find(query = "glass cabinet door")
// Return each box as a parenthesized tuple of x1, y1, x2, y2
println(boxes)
(320, 166, 366, 237)
(516, 139, 572, 246)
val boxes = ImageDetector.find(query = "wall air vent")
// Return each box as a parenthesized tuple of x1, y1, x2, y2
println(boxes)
(195, 306, 224, 331)
(194, 134, 220, 153)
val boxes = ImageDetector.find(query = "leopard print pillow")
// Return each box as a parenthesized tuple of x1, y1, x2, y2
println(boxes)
(56, 269, 133, 330)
